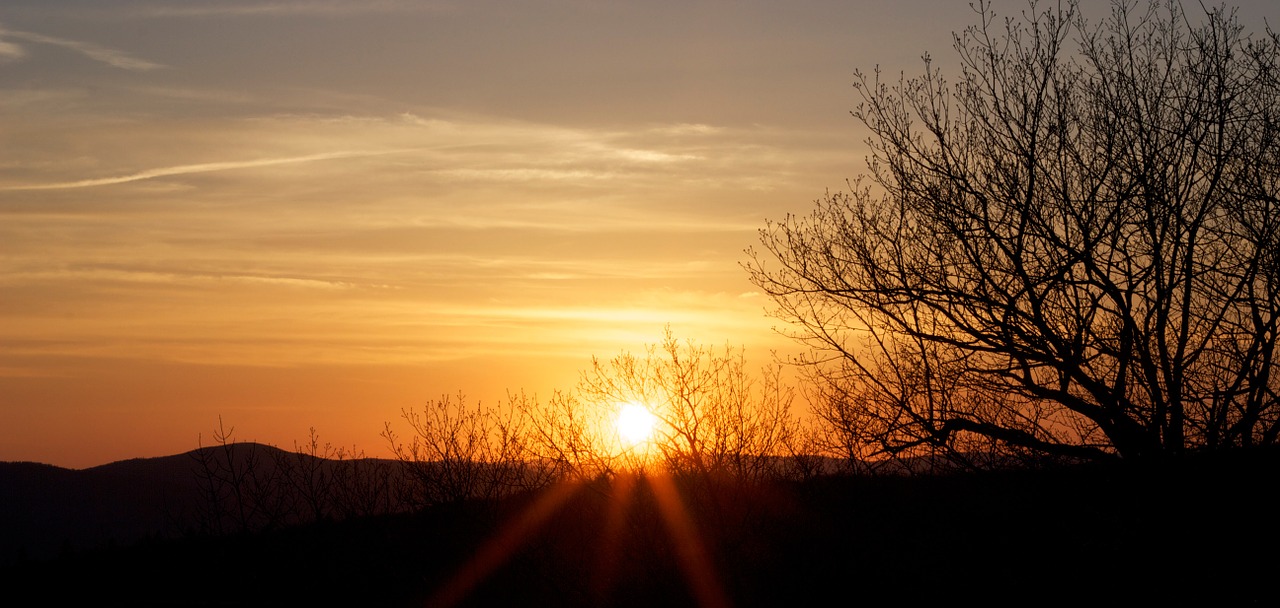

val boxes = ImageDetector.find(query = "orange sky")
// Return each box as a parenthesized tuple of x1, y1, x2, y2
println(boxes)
(3, 0, 1277, 467)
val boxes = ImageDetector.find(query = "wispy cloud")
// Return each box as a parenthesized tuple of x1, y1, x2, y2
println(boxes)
(0, 26, 163, 71)
(137, 0, 453, 18)
(2, 150, 413, 190)
(0, 37, 24, 62)
(0, 266, 376, 290)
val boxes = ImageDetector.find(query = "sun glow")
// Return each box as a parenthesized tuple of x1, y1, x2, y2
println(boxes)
(616, 402, 657, 446)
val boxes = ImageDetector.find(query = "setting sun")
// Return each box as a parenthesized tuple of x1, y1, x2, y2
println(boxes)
(616, 403, 658, 446)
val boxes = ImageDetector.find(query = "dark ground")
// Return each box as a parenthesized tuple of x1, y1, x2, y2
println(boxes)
(4, 449, 1278, 607)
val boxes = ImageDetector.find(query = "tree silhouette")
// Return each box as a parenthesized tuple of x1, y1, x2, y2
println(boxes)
(748, 0, 1280, 462)
(527, 328, 801, 482)
(382, 393, 544, 509)
(190, 418, 271, 533)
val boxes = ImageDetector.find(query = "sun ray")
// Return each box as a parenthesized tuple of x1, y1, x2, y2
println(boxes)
(648, 474, 730, 608)
(590, 472, 641, 604)
(424, 468, 728, 607)
(425, 480, 581, 608)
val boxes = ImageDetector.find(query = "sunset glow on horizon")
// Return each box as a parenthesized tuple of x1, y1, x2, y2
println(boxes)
(4, 0, 1277, 468)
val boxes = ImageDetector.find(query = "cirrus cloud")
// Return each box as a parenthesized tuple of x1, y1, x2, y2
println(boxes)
(0, 24, 162, 70)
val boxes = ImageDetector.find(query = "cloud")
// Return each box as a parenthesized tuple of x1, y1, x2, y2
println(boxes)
(135, 0, 452, 18)
(0, 37, 24, 62)
(11, 266, 378, 290)
(0, 27, 162, 71)
(2, 149, 414, 190)
(613, 148, 701, 163)
(651, 123, 724, 136)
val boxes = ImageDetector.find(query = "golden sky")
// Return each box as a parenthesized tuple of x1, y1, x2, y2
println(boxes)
(3, 0, 1277, 467)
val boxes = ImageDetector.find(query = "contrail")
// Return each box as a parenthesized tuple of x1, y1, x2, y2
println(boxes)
(3, 150, 412, 191)
(0, 26, 163, 71)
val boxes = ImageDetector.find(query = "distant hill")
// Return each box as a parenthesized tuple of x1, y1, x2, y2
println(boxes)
(0, 443, 404, 563)
(1, 453, 196, 563)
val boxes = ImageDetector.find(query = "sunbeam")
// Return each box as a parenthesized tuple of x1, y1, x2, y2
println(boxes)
(421, 471, 730, 607)
(425, 481, 582, 608)
(649, 474, 730, 608)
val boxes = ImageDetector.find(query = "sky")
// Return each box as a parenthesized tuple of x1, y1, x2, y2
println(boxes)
(3, 0, 1277, 468)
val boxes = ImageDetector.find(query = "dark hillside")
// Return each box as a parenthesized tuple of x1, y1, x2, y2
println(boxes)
(3, 448, 1278, 606)
(0, 444, 404, 563)
(0, 458, 197, 563)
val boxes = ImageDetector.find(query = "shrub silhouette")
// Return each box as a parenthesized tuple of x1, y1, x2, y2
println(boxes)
(517, 329, 804, 483)
(382, 393, 545, 509)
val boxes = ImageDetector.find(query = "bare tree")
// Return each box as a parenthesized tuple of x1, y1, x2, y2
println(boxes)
(382, 393, 537, 509)
(518, 388, 623, 481)
(779, 415, 837, 480)
(747, 0, 1280, 462)
(573, 328, 800, 482)
(327, 444, 399, 519)
(275, 427, 338, 523)
(190, 417, 288, 533)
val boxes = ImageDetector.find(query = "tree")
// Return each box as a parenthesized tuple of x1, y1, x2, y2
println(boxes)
(575, 328, 799, 482)
(747, 0, 1280, 462)
(189, 418, 301, 533)
(382, 393, 539, 509)
(519, 329, 801, 482)
(519, 387, 630, 480)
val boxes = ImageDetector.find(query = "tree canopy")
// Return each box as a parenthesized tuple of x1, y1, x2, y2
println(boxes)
(748, 0, 1280, 461)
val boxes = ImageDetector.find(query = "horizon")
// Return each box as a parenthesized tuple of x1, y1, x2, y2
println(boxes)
(4, 0, 1279, 469)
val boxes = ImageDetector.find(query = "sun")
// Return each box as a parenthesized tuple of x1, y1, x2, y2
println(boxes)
(616, 402, 657, 447)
